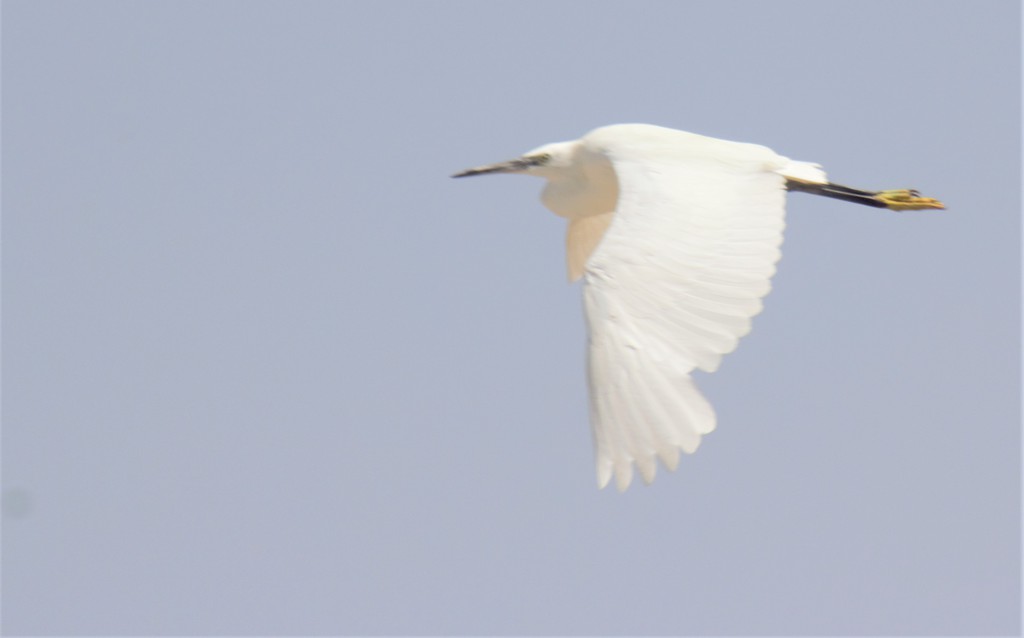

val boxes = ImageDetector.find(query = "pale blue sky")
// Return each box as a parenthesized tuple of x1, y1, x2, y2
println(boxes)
(3, 0, 1020, 635)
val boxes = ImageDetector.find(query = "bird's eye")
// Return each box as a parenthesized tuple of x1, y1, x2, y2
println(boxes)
(530, 153, 551, 165)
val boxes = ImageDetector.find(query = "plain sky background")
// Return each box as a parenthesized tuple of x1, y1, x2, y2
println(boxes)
(2, 1, 1020, 635)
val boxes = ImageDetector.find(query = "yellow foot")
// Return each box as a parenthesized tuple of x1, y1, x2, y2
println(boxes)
(875, 189, 946, 211)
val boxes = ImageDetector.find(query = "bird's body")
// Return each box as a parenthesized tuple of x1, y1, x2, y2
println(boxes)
(453, 124, 943, 491)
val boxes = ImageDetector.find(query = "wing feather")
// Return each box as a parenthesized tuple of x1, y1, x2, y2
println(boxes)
(580, 125, 790, 490)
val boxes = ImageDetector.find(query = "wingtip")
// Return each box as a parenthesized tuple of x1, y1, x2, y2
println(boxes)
(614, 463, 634, 492)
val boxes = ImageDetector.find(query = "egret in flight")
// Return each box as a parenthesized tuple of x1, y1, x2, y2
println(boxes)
(452, 124, 943, 491)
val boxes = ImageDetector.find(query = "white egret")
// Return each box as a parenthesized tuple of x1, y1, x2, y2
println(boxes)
(453, 124, 943, 491)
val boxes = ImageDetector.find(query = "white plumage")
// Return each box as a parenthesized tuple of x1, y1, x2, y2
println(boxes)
(453, 123, 940, 491)
(579, 126, 813, 490)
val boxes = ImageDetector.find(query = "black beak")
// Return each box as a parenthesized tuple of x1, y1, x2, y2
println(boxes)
(451, 157, 536, 178)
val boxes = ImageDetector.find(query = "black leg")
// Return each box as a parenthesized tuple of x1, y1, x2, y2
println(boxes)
(786, 180, 945, 211)
(785, 180, 888, 208)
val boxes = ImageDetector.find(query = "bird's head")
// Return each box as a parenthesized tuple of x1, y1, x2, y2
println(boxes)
(451, 141, 579, 179)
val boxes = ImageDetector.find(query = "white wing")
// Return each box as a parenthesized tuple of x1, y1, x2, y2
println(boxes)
(580, 125, 796, 491)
